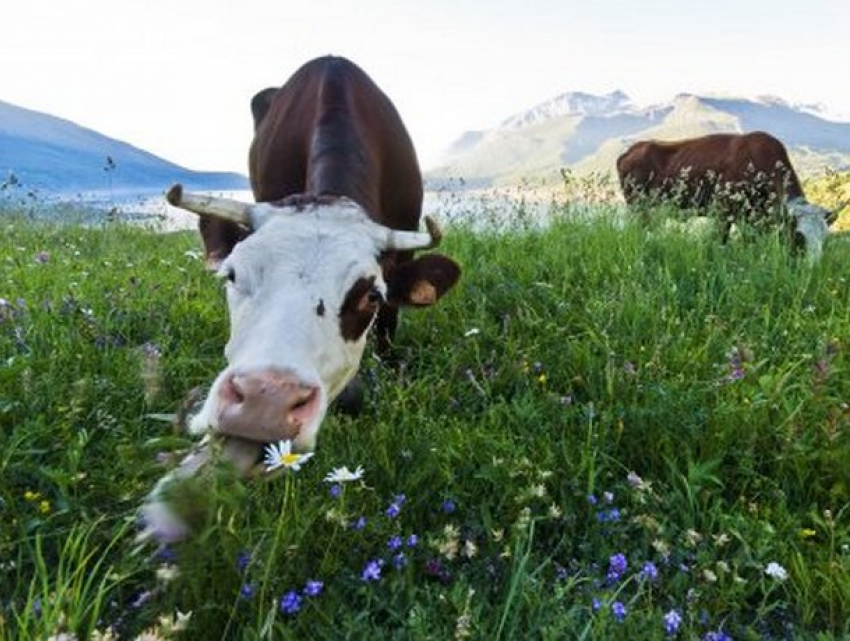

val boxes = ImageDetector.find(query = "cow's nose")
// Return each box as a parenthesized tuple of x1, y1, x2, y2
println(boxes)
(216, 369, 321, 442)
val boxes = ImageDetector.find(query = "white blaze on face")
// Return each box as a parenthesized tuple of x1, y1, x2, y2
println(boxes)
(788, 198, 830, 262)
(188, 201, 388, 451)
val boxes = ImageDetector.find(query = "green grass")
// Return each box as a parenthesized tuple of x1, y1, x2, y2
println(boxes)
(2, 204, 850, 639)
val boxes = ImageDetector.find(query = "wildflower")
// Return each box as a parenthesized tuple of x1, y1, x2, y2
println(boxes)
(586, 493, 598, 505)
(323, 465, 364, 483)
(607, 553, 628, 582)
(279, 590, 302, 615)
(328, 484, 342, 499)
(159, 610, 192, 634)
(393, 552, 408, 569)
(765, 561, 788, 581)
(386, 502, 401, 518)
(39, 500, 51, 514)
(462, 539, 478, 558)
(352, 515, 367, 530)
(663, 609, 682, 635)
(155, 564, 180, 583)
(626, 471, 645, 489)
(702, 568, 718, 583)
(591, 598, 602, 613)
(303, 579, 323, 597)
(602, 491, 614, 504)
(130, 590, 152, 609)
(264, 440, 313, 473)
(799, 528, 816, 539)
(442, 498, 457, 513)
(548, 503, 563, 519)
(406, 534, 419, 547)
(387, 535, 403, 551)
(704, 631, 733, 641)
(240, 583, 254, 600)
(361, 559, 383, 582)
(640, 561, 659, 582)
(611, 601, 627, 622)
(236, 550, 251, 573)
(35, 251, 50, 264)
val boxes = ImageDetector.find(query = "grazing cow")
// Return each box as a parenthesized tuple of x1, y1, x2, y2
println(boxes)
(616, 131, 840, 258)
(141, 56, 460, 542)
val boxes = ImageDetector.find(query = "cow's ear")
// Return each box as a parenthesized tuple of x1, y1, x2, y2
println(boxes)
(251, 87, 278, 131)
(198, 217, 250, 271)
(386, 254, 461, 307)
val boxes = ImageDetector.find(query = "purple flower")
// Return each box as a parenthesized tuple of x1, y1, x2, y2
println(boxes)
(587, 494, 598, 506)
(591, 598, 602, 613)
(387, 535, 403, 551)
(386, 503, 401, 518)
(611, 601, 627, 622)
(328, 484, 342, 499)
(607, 553, 628, 582)
(361, 559, 383, 582)
(279, 590, 302, 615)
(236, 550, 251, 573)
(303, 579, 324, 597)
(392, 552, 408, 569)
(704, 632, 732, 641)
(240, 583, 255, 600)
(441, 498, 457, 514)
(406, 534, 419, 547)
(663, 609, 682, 635)
(641, 561, 659, 582)
(352, 516, 367, 531)
(727, 367, 745, 382)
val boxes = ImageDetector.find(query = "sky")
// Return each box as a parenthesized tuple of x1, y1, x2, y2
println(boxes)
(4, 0, 850, 174)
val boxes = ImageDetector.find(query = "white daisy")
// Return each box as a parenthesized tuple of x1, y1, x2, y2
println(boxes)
(264, 440, 314, 473)
(323, 465, 365, 483)
(765, 561, 789, 581)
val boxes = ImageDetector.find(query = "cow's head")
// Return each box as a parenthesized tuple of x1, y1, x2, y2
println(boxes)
(166, 185, 460, 452)
(787, 197, 841, 261)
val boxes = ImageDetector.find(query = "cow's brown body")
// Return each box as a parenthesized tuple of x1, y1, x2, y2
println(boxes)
(617, 132, 806, 232)
(202, 56, 432, 353)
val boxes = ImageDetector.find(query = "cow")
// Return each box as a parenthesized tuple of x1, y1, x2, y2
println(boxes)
(140, 56, 460, 542)
(616, 131, 841, 259)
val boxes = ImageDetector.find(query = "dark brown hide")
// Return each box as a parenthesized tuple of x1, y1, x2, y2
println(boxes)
(616, 132, 805, 227)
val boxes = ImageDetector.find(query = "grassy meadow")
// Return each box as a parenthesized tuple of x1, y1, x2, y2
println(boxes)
(2, 199, 850, 640)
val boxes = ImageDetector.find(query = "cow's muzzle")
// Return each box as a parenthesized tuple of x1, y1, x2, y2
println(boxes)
(215, 368, 321, 443)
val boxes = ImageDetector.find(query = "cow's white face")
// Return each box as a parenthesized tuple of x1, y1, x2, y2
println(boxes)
(188, 201, 391, 451)
(788, 198, 830, 261)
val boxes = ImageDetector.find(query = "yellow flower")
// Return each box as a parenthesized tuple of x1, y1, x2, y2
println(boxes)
(799, 528, 817, 539)
(24, 490, 39, 502)
(39, 500, 51, 514)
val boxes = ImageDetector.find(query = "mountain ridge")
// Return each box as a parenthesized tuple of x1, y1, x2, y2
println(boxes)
(0, 99, 248, 196)
(429, 92, 850, 188)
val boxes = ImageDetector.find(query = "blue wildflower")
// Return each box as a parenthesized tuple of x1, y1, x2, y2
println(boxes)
(587, 494, 598, 505)
(236, 550, 251, 573)
(393, 552, 407, 569)
(361, 559, 383, 582)
(441, 498, 457, 514)
(704, 632, 732, 641)
(303, 579, 324, 597)
(328, 484, 342, 499)
(352, 516, 367, 531)
(406, 534, 419, 547)
(279, 590, 302, 615)
(387, 535, 403, 551)
(591, 598, 602, 613)
(663, 609, 682, 635)
(611, 601, 627, 622)
(641, 561, 659, 582)
(607, 553, 628, 582)
(240, 583, 255, 600)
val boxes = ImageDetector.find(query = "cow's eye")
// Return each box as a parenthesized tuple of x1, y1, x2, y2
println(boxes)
(367, 286, 384, 306)
(225, 267, 236, 283)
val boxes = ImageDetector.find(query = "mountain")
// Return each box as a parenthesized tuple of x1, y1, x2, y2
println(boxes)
(429, 92, 850, 189)
(0, 99, 248, 196)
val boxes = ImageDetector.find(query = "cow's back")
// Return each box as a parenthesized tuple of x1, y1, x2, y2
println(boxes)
(249, 56, 422, 231)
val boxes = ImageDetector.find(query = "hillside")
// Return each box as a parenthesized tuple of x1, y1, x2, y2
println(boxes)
(429, 92, 850, 188)
(0, 100, 248, 195)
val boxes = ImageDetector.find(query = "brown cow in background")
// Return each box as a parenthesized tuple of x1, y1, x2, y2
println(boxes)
(616, 131, 839, 258)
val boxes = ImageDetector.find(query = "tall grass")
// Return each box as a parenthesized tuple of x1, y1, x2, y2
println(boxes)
(1, 203, 849, 639)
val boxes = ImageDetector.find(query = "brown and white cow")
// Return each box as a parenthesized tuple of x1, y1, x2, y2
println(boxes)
(616, 131, 841, 258)
(141, 56, 460, 542)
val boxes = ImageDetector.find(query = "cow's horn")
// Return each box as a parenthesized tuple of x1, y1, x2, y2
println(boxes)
(383, 216, 443, 251)
(165, 184, 252, 226)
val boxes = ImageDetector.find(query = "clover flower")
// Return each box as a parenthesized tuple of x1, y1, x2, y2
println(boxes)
(264, 440, 313, 473)
(663, 609, 682, 635)
(323, 465, 364, 483)
(765, 561, 789, 581)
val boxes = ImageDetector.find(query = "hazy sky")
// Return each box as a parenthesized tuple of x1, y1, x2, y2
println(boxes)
(5, 0, 849, 173)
